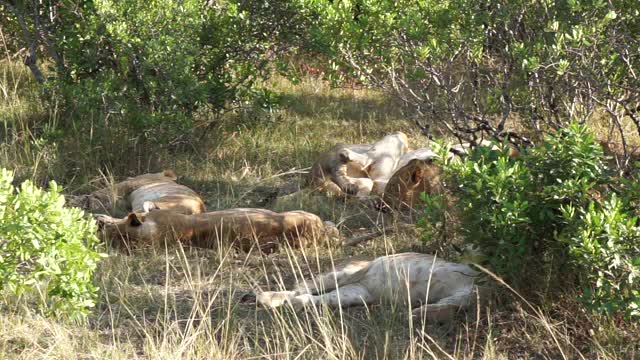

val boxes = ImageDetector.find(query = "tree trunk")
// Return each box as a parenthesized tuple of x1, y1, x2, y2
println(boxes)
(1, 0, 46, 83)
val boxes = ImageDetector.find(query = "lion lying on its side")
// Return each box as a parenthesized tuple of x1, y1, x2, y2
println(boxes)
(310, 132, 409, 198)
(96, 208, 339, 252)
(67, 170, 205, 216)
(256, 252, 484, 322)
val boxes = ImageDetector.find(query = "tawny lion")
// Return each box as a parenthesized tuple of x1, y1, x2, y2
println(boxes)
(95, 208, 339, 252)
(255, 252, 485, 322)
(310, 132, 409, 197)
(67, 170, 205, 216)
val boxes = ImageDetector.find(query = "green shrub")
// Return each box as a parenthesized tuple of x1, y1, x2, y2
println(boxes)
(305, 0, 640, 141)
(441, 143, 538, 282)
(560, 196, 640, 319)
(417, 192, 450, 252)
(420, 123, 640, 318)
(0, 168, 104, 319)
(2, 0, 308, 139)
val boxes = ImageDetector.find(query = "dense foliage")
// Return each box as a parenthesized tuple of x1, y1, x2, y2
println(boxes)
(305, 0, 640, 155)
(1, 0, 308, 137)
(420, 124, 639, 318)
(561, 196, 640, 317)
(4, 0, 640, 148)
(0, 169, 104, 319)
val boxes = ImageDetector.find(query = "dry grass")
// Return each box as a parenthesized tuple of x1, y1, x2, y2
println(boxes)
(1, 60, 639, 359)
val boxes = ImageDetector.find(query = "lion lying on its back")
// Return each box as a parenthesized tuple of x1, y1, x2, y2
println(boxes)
(309, 133, 517, 209)
(256, 252, 485, 321)
(67, 170, 205, 216)
(310, 132, 409, 197)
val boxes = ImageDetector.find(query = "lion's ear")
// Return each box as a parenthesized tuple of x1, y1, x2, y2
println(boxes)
(126, 213, 143, 227)
(163, 169, 177, 179)
(142, 201, 160, 213)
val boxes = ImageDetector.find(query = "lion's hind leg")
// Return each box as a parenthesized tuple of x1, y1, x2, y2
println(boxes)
(285, 284, 373, 310)
(257, 284, 374, 311)
(294, 259, 371, 296)
(306, 283, 373, 308)
(411, 286, 477, 322)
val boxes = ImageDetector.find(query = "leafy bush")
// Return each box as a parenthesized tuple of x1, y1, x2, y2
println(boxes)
(2, 0, 308, 138)
(560, 196, 640, 318)
(5, 0, 640, 146)
(0, 169, 104, 319)
(421, 123, 640, 318)
(441, 143, 539, 281)
(305, 0, 640, 148)
(417, 192, 450, 252)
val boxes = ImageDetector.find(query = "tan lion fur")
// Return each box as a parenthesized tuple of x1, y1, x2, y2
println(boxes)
(256, 252, 485, 322)
(382, 158, 444, 212)
(67, 170, 205, 216)
(95, 208, 339, 252)
(310, 132, 409, 198)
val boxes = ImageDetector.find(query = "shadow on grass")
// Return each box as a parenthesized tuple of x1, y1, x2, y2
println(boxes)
(279, 91, 406, 123)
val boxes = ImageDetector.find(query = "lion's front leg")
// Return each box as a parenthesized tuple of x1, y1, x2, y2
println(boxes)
(332, 164, 373, 196)
(256, 291, 298, 308)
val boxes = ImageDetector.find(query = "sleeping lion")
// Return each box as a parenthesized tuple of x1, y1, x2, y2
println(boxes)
(255, 252, 486, 322)
(95, 207, 339, 252)
(310, 132, 409, 198)
(67, 170, 205, 216)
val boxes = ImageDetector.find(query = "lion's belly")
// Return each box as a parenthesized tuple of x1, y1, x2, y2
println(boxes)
(368, 156, 400, 181)
(395, 148, 437, 170)
(130, 183, 197, 211)
(359, 254, 477, 305)
(191, 209, 283, 239)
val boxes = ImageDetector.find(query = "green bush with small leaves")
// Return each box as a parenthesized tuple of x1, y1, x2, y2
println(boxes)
(560, 196, 640, 318)
(420, 123, 640, 318)
(0, 168, 105, 319)
(1, 0, 309, 141)
(438, 142, 539, 283)
(304, 0, 640, 141)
